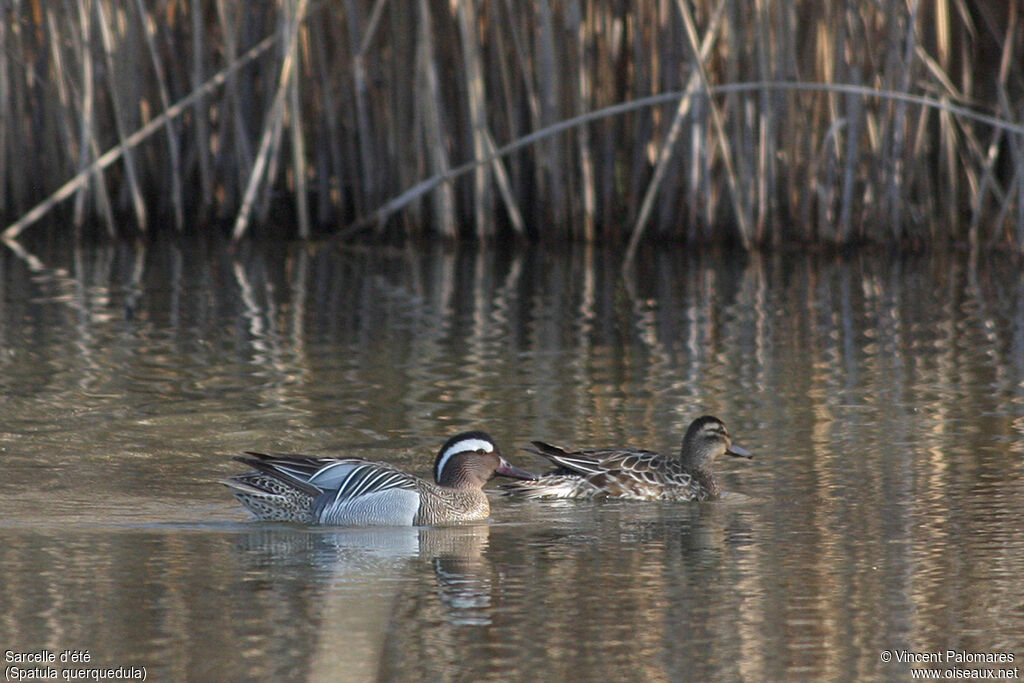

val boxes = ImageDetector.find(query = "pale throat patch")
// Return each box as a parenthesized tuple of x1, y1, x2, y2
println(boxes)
(436, 438, 494, 478)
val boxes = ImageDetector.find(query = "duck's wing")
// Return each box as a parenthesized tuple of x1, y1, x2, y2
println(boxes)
(234, 452, 420, 500)
(231, 452, 331, 496)
(308, 459, 420, 497)
(227, 453, 424, 524)
(526, 441, 662, 476)
(595, 449, 677, 477)
(307, 459, 423, 525)
(558, 447, 697, 499)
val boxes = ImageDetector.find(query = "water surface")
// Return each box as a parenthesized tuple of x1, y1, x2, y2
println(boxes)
(1, 238, 1022, 681)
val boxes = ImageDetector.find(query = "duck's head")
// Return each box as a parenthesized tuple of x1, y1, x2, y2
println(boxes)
(679, 416, 753, 469)
(434, 430, 537, 489)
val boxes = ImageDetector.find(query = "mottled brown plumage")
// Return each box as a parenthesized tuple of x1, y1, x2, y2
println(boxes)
(502, 416, 752, 501)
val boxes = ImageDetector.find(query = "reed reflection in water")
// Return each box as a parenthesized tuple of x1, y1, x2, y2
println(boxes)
(0, 237, 1022, 681)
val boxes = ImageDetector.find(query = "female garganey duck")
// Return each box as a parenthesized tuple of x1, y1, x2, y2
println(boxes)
(224, 431, 536, 525)
(501, 416, 751, 501)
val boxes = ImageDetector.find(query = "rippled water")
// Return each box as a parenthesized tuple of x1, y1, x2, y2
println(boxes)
(1, 237, 1022, 681)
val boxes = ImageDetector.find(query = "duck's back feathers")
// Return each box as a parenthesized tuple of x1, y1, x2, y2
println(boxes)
(506, 444, 702, 500)
(526, 441, 664, 475)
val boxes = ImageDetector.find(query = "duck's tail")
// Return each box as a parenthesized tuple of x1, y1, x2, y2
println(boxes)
(222, 453, 322, 522)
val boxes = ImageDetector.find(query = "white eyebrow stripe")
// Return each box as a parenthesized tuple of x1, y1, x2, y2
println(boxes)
(436, 438, 494, 478)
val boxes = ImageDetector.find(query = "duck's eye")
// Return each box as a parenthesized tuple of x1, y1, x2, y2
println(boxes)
(476, 448, 486, 455)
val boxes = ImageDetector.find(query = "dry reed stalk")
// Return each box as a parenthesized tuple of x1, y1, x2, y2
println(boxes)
(837, 83, 863, 244)
(481, 17, 527, 238)
(499, 1, 547, 235)
(674, 0, 751, 249)
(750, 5, 766, 242)
(930, 0, 953, 153)
(231, 0, 309, 242)
(307, 19, 339, 222)
(133, 0, 184, 231)
(1011, 163, 1023, 251)
(78, 1, 118, 238)
(753, 0, 776, 243)
(336, 94, 696, 238)
(190, 0, 213, 212)
(889, 0, 921, 241)
(95, 0, 148, 232)
(457, 0, 495, 239)
(626, 12, 651, 229)
(345, 0, 385, 211)
(287, 0, 310, 239)
(0, 17, 7, 214)
(257, 75, 288, 225)
(685, 101, 705, 241)
(482, 129, 526, 237)
(2, 2, 1022, 248)
(536, 0, 567, 232)
(567, 0, 595, 241)
(71, 0, 99, 232)
(393, 6, 422, 233)
(341, 81, 1024, 242)
(288, 41, 310, 239)
(43, 9, 78, 200)
(501, 0, 542, 138)
(414, 0, 456, 240)
(970, 1, 1019, 248)
(3, 34, 277, 241)
(215, 0, 255, 206)
(626, 0, 727, 262)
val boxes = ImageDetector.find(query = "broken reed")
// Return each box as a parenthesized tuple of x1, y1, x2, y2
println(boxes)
(1, 0, 1022, 249)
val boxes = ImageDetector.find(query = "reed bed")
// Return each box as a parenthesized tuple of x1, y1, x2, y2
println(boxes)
(1, 1, 1022, 250)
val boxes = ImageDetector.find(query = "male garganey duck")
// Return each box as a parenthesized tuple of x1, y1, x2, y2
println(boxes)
(224, 431, 536, 525)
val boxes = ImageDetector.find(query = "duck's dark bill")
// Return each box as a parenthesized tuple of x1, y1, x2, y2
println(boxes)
(495, 459, 538, 480)
(727, 444, 754, 459)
